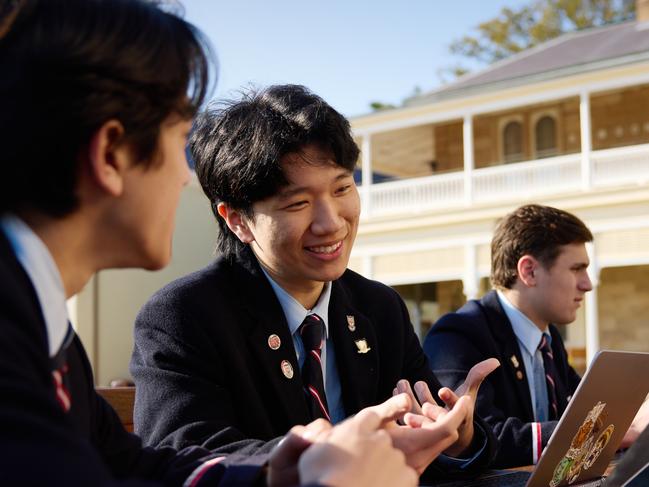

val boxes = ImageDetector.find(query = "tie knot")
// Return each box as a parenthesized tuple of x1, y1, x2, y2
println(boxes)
(299, 314, 324, 351)
(538, 333, 552, 353)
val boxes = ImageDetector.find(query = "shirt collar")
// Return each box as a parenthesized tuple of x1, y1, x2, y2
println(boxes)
(1, 215, 70, 357)
(496, 290, 548, 356)
(259, 266, 331, 339)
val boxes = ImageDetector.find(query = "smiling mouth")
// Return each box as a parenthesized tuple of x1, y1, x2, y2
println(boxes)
(306, 241, 343, 255)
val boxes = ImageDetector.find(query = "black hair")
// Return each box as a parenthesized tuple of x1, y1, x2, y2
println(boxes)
(0, 0, 213, 216)
(190, 84, 360, 256)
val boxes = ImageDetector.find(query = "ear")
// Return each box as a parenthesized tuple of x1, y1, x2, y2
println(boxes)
(517, 255, 538, 287)
(85, 119, 133, 197)
(217, 203, 255, 244)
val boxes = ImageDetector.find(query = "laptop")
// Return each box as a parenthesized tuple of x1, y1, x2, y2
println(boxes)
(526, 350, 649, 487)
(603, 423, 649, 487)
(427, 350, 649, 487)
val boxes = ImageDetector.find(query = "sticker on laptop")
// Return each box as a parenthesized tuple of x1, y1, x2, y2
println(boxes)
(550, 401, 614, 487)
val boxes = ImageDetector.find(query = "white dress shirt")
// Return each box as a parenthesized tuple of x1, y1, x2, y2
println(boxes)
(1, 215, 69, 357)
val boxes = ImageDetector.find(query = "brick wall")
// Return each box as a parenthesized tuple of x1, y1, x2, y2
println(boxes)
(598, 265, 649, 351)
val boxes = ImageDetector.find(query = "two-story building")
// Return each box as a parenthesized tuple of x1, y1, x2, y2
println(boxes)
(349, 4, 649, 372)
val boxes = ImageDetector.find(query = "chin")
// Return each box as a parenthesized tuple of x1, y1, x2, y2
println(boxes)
(141, 247, 172, 271)
(311, 268, 346, 283)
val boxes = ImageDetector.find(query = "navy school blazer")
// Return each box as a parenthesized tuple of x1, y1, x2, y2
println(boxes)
(423, 290, 581, 468)
(131, 247, 497, 480)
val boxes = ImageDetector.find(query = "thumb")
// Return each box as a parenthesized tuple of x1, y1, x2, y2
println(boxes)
(356, 393, 413, 431)
(270, 429, 312, 471)
(455, 358, 500, 399)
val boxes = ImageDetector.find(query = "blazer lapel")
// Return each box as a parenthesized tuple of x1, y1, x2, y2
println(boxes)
(328, 280, 379, 415)
(481, 291, 535, 420)
(231, 249, 311, 427)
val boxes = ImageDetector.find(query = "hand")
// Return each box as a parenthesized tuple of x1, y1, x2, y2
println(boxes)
(267, 419, 331, 487)
(395, 358, 499, 459)
(620, 397, 649, 449)
(388, 394, 472, 474)
(298, 399, 418, 487)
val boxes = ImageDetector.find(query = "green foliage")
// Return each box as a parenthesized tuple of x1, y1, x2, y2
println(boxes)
(449, 0, 635, 69)
(369, 101, 397, 111)
(368, 86, 421, 112)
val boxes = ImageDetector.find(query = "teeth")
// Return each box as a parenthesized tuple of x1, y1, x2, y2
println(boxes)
(309, 242, 341, 254)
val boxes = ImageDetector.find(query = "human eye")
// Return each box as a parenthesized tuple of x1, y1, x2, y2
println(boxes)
(283, 200, 308, 211)
(335, 183, 353, 195)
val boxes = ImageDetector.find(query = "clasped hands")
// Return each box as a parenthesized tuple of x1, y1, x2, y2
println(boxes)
(268, 358, 499, 486)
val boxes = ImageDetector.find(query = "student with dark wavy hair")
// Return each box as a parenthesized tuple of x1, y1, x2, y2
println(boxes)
(0, 1, 419, 485)
(131, 84, 499, 483)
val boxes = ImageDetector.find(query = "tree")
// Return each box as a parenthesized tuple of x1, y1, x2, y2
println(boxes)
(369, 85, 422, 112)
(449, 0, 635, 71)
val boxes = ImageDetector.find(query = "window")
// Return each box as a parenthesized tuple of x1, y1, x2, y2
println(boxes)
(535, 115, 557, 158)
(503, 120, 524, 163)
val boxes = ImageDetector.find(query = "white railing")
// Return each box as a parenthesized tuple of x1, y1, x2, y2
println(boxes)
(472, 153, 582, 203)
(363, 172, 464, 218)
(591, 143, 649, 188)
(361, 144, 649, 220)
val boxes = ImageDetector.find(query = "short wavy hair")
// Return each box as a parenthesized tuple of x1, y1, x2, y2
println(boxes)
(491, 204, 593, 289)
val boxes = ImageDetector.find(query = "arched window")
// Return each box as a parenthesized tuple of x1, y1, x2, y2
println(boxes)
(535, 115, 557, 158)
(503, 120, 523, 163)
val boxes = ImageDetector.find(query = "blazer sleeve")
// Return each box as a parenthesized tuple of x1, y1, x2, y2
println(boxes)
(424, 315, 557, 468)
(0, 281, 264, 486)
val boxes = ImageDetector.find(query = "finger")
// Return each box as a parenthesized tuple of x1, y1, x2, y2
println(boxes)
(271, 430, 312, 470)
(300, 418, 332, 441)
(403, 412, 427, 428)
(438, 387, 459, 408)
(433, 395, 470, 431)
(359, 393, 413, 430)
(455, 358, 500, 398)
(421, 402, 449, 421)
(414, 381, 438, 406)
(396, 379, 422, 414)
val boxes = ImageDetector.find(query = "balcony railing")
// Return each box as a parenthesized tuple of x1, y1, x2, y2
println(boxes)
(359, 144, 649, 219)
(366, 171, 464, 217)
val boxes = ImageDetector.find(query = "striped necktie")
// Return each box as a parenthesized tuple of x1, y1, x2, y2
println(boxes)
(299, 314, 330, 421)
(538, 333, 559, 420)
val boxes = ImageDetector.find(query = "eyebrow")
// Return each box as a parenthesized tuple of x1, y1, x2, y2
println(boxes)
(276, 170, 353, 200)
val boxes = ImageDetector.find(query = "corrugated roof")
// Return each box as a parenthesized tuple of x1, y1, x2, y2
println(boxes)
(406, 20, 649, 106)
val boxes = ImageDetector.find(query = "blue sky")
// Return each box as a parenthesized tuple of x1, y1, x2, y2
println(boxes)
(183, 0, 529, 117)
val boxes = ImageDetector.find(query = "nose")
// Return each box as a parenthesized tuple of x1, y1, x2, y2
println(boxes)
(580, 271, 593, 292)
(311, 198, 344, 236)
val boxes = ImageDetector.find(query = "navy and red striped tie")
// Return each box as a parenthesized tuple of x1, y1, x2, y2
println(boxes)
(299, 314, 330, 421)
(538, 333, 559, 420)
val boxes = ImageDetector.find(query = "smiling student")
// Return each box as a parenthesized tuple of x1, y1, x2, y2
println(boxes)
(0, 1, 423, 485)
(130, 84, 499, 481)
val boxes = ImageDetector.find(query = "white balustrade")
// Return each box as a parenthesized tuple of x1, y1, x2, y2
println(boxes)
(365, 172, 464, 218)
(472, 154, 581, 203)
(591, 143, 649, 188)
(360, 144, 649, 220)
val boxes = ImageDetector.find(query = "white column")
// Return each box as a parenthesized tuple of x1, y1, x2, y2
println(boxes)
(361, 134, 372, 217)
(579, 91, 592, 191)
(463, 115, 474, 206)
(585, 242, 600, 366)
(462, 243, 479, 301)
